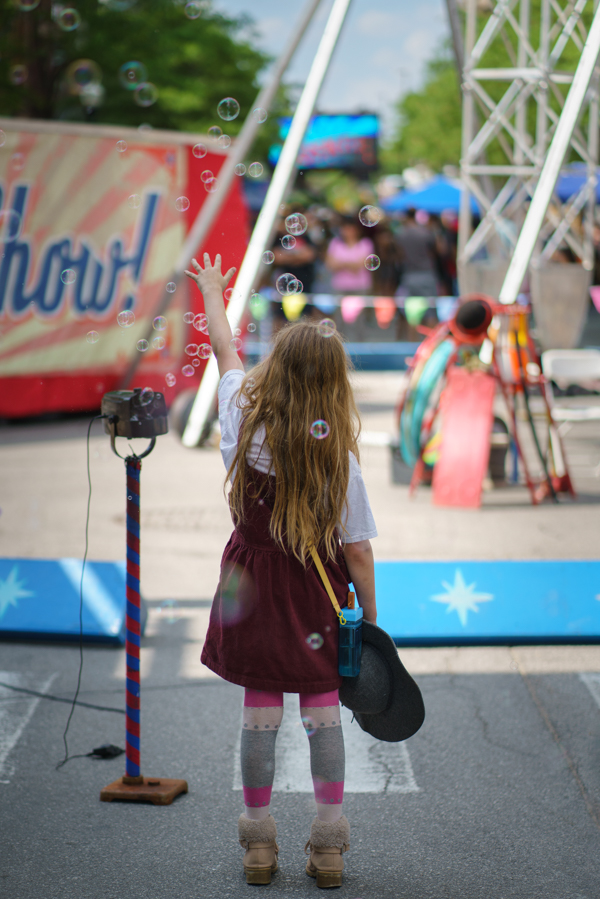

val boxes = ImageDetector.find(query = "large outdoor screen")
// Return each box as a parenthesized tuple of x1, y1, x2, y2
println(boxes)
(268, 114, 379, 171)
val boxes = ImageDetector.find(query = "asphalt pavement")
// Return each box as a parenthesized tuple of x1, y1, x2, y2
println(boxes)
(1, 371, 599, 898)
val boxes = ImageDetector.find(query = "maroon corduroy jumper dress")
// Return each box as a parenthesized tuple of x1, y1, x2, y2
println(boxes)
(201, 467, 351, 693)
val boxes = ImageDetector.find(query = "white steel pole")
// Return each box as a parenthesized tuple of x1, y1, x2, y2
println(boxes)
(182, 0, 354, 448)
(173, 0, 323, 269)
(498, 5, 600, 304)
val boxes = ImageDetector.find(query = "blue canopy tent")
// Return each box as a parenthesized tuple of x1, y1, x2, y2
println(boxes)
(381, 175, 479, 215)
(555, 163, 600, 202)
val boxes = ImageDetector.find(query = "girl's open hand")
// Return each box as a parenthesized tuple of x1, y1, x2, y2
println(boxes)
(184, 253, 236, 295)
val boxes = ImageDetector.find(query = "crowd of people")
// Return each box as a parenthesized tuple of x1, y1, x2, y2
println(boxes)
(261, 204, 459, 302)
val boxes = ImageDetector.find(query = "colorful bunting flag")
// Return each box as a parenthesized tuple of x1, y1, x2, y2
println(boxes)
(340, 296, 366, 324)
(282, 295, 307, 321)
(404, 296, 429, 327)
(373, 296, 397, 329)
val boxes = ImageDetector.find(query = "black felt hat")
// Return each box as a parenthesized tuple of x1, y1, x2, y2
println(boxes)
(339, 621, 425, 742)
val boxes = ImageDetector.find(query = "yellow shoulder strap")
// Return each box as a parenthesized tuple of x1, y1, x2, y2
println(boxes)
(308, 545, 347, 625)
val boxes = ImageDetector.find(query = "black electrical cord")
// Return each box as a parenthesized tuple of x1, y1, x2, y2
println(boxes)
(55, 414, 107, 770)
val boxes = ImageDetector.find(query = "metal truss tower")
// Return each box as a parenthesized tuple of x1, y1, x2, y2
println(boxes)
(458, 0, 600, 325)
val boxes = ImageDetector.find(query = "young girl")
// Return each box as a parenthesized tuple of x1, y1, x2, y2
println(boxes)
(185, 254, 378, 888)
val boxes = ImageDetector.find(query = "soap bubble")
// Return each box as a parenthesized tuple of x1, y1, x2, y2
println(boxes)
(0, 131, 5, 147)
(310, 420, 330, 439)
(201, 170, 214, 183)
(193, 313, 209, 333)
(204, 176, 218, 193)
(0, 210, 22, 241)
(230, 337, 242, 351)
(192, 358, 200, 367)
(175, 196, 190, 212)
(86, 330, 99, 344)
(61, 269, 76, 285)
(233, 328, 241, 337)
(137, 339, 149, 352)
(65, 59, 101, 96)
(246, 377, 256, 389)
(358, 205, 381, 227)
(365, 254, 380, 271)
(9, 65, 27, 86)
(182, 364, 194, 376)
(184, 0, 202, 18)
(116, 140, 127, 153)
(247, 322, 256, 333)
(295, 279, 304, 293)
(234, 163, 246, 176)
(217, 134, 231, 149)
(157, 599, 181, 623)
(217, 97, 240, 121)
(10, 153, 25, 171)
(317, 318, 336, 338)
(57, 8, 81, 30)
(306, 633, 324, 650)
(128, 194, 141, 208)
(281, 235, 296, 250)
(165, 372, 176, 387)
(153, 316, 167, 331)
(140, 387, 154, 406)
(185, 343, 199, 355)
(79, 82, 105, 109)
(276, 273, 301, 296)
(224, 288, 240, 302)
(285, 213, 308, 236)
(192, 143, 207, 159)
(134, 82, 157, 107)
(119, 61, 147, 91)
(198, 343, 212, 359)
(166, 281, 176, 293)
(183, 311, 194, 324)
(208, 125, 222, 141)
(248, 162, 263, 178)
(301, 715, 317, 737)
(152, 336, 165, 350)
(252, 107, 267, 123)
(117, 310, 135, 328)
(17, 0, 40, 9)
(262, 250, 274, 264)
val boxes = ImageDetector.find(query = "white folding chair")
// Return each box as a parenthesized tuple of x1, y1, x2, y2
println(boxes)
(541, 349, 600, 422)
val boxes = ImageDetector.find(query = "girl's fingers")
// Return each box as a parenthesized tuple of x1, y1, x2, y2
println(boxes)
(223, 266, 237, 287)
(192, 258, 202, 272)
(203, 252, 211, 267)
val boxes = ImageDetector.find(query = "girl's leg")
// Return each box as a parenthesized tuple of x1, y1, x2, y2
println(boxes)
(299, 689, 345, 823)
(241, 688, 284, 821)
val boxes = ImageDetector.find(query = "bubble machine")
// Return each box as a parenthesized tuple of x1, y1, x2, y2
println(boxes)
(99, 388, 188, 805)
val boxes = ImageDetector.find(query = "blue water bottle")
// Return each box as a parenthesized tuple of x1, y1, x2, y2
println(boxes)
(338, 592, 363, 677)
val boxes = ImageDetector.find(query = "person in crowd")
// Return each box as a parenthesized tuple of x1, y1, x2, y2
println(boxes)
(325, 215, 375, 295)
(185, 253, 378, 889)
(371, 222, 402, 296)
(396, 207, 439, 297)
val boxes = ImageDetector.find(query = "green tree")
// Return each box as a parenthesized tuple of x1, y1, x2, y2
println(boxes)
(383, 48, 462, 173)
(0, 0, 277, 143)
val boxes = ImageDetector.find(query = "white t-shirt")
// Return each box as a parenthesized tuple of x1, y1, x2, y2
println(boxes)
(218, 369, 378, 545)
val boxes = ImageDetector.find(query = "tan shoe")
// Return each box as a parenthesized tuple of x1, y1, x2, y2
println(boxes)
(238, 813, 279, 885)
(304, 816, 350, 888)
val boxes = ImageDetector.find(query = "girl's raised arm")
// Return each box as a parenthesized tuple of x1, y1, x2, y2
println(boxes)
(184, 253, 245, 378)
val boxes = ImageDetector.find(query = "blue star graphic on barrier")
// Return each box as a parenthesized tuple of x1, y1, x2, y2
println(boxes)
(0, 567, 34, 621)
(430, 569, 494, 627)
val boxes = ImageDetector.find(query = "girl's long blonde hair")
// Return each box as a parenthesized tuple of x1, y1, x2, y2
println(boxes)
(225, 321, 361, 566)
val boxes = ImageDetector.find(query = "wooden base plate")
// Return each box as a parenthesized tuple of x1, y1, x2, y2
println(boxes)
(100, 776, 188, 805)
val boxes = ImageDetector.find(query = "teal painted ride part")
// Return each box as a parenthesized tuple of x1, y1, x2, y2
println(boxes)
(400, 339, 455, 467)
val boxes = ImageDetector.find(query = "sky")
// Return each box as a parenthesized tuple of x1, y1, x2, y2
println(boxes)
(211, 0, 450, 139)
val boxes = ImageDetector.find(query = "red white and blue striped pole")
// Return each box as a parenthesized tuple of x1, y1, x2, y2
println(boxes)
(125, 455, 142, 781)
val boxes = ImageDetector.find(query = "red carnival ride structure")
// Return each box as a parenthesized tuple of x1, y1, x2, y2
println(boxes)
(397, 295, 575, 508)
(0, 118, 250, 419)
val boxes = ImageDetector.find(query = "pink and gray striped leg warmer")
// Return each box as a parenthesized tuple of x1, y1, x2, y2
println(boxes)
(240, 688, 345, 823)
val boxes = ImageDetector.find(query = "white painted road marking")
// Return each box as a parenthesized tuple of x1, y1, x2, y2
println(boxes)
(580, 672, 600, 709)
(0, 671, 57, 783)
(233, 694, 419, 794)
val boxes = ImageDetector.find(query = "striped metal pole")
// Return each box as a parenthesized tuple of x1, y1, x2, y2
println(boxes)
(125, 455, 142, 780)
